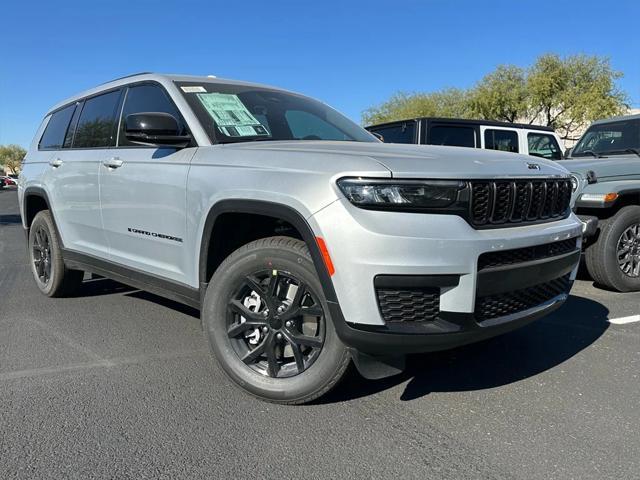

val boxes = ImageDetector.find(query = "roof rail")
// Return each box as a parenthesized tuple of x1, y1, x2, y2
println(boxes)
(98, 72, 153, 86)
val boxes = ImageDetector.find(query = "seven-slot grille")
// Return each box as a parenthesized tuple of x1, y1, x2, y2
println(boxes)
(470, 179, 572, 227)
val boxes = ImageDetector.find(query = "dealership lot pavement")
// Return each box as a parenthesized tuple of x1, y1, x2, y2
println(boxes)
(1, 188, 638, 479)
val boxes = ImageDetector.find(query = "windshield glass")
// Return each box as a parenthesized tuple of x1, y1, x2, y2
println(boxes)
(572, 118, 640, 157)
(176, 81, 377, 144)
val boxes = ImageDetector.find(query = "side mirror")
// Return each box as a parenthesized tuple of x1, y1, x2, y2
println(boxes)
(371, 131, 384, 142)
(125, 112, 191, 148)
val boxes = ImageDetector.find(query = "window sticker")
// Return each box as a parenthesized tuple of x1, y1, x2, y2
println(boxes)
(181, 86, 207, 93)
(196, 93, 269, 137)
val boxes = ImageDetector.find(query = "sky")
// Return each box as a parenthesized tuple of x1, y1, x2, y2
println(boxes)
(1, 0, 638, 148)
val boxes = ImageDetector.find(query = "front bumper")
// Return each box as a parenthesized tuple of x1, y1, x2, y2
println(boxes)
(310, 199, 582, 355)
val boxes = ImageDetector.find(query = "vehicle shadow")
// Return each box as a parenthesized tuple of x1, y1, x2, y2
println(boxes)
(321, 294, 609, 404)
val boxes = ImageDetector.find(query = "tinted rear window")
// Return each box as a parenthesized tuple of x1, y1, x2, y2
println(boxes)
(73, 90, 121, 148)
(39, 104, 76, 150)
(484, 129, 519, 153)
(368, 122, 416, 144)
(428, 125, 476, 148)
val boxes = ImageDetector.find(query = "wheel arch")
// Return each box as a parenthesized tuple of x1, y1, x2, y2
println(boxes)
(23, 187, 56, 231)
(198, 199, 338, 305)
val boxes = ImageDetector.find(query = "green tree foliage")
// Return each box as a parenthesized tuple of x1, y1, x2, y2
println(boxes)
(362, 88, 473, 126)
(0, 144, 27, 174)
(469, 65, 528, 123)
(526, 54, 627, 141)
(362, 54, 629, 141)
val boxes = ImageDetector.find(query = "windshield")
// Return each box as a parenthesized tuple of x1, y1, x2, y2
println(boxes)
(176, 81, 377, 144)
(572, 118, 640, 157)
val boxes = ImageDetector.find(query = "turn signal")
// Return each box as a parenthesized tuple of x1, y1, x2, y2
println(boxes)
(316, 237, 335, 276)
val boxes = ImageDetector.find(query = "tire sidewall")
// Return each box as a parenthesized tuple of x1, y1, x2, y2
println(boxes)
(202, 241, 347, 403)
(28, 212, 60, 296)
(602, 206, 640, 291)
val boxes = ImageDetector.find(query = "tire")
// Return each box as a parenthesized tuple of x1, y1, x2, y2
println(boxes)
(28, 210, 84, 297)
(585, 205, 640, 292)
(202, 236, 350, 404)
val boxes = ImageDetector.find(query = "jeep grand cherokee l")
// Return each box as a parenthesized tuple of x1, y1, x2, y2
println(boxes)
(19, 73, 582, 404)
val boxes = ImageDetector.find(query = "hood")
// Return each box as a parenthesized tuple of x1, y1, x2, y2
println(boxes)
(224, 141, 569, 179)
(563, 155, 640, 181)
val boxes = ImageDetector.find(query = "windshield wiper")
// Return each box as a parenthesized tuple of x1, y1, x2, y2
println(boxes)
(597, 148, 640, 158)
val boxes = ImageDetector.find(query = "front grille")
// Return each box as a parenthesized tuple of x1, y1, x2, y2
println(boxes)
(478, 238, 578, 270)
(376, 287, 439, 323)
(475, 274, 571, 321)
(470, 179, 572, 227)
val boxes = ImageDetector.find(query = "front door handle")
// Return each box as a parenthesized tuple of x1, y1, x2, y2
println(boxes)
(103, 157, 124, 169)
(49, 157, 63, 168)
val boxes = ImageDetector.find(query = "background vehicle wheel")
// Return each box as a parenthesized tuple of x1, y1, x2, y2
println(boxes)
(28, 210, 84, 297)
(202, 236, 350, 404)
(585, 205, 640, 292)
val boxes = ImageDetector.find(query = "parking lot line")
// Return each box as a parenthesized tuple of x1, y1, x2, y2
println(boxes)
(608, 315, 640, 325)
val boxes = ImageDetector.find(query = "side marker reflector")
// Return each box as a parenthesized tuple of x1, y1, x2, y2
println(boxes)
(315, 237, 335, 276)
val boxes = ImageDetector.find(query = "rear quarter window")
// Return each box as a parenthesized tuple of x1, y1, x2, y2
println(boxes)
(38, 104, 76, 150)
(368, 122, 416, 144)
(428, 125, 476, 148)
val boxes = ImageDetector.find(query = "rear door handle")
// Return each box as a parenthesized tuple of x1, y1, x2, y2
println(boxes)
(103, 157, 124, 169)
(49, 157, 63, 168)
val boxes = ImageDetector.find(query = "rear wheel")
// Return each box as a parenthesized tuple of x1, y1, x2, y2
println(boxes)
(202, 236, 350, 404)
(585, 206, 640, 292)
(28, 210, 84, 297)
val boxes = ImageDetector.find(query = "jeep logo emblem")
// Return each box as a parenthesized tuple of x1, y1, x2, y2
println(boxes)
(527, 163, 541, 170)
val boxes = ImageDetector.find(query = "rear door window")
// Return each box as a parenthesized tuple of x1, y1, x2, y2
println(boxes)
(368, 122, 416, 144)
(73, 90, 122, 148)
(118, 84, 186, 147)
(428, 125, 476, 147)
(527, 132, 562, 160)
(39, 104, 76, 150)
(484, 129, 519, 153)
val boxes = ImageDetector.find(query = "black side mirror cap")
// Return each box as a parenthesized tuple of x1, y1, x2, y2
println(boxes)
(125, 112, 191, 148)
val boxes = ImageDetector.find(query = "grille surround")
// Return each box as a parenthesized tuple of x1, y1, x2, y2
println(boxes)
(376, 287, 440, 323)
(470, 178, 572, 228)
(475, 274, 571, 322)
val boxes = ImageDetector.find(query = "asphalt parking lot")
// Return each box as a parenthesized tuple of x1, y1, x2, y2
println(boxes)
(1, 188, 639, 479)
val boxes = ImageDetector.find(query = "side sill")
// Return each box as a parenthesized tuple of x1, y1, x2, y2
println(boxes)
(62, 249, 200, 309)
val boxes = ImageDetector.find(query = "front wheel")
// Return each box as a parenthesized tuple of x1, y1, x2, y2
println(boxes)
(585, 205, 640, 292)
(202, 236, 350, 404)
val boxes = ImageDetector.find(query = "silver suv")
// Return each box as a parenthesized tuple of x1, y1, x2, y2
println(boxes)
(19, 73, 582, 403)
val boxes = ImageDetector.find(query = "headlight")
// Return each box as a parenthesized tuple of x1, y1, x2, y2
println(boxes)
(570, 174, 580, 193)
(337, 178, 466, 210)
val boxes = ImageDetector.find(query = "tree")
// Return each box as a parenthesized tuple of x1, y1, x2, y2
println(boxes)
(0, 144, 26, 174)
(525, 54, 627, 141)
(362, 54, 629, 142)
(469, 65, 528, 123)
(362, 88, 473, 126)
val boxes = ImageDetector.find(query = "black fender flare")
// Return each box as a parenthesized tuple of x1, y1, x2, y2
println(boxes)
(198, 199, 339, 305)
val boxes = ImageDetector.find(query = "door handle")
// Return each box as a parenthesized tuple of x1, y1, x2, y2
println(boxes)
(103, 157, 124, 169)
(49, 157, 63, 168)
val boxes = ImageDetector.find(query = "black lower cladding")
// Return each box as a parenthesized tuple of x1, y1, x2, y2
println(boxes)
(342, 240, 579, 355)
(475, 273, 571, 321)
